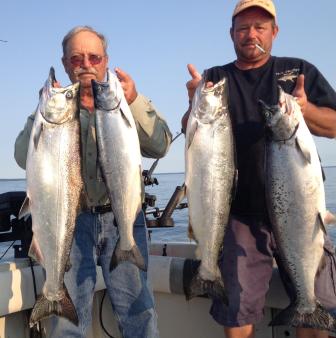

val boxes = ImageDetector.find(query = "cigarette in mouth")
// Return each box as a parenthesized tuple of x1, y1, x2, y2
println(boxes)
(255, 44, 266, 53)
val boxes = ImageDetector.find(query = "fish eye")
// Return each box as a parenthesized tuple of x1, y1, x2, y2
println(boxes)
(65, 90, 73, 99)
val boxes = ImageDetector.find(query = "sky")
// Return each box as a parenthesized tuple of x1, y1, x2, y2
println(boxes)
(0, 0, 335, 178)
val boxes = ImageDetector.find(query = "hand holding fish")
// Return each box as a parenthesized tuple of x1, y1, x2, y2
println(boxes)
(186, 64, 202, 102)
(182, 64, 215, 133)
(292, 74, 308, 115)
(186, 64, 215, 102)
(38, 79, 61, 97)
(114, 67, 138, 105)
(53, 81, 61, 88)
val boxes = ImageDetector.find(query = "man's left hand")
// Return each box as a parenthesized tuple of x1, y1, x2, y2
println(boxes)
(115, 67, 138, 105)
(292, 74, 308, 114)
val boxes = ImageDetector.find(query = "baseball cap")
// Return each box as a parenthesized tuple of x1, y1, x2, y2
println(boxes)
(232, 0, 276, 18)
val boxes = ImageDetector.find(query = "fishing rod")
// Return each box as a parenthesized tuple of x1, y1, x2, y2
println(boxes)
(143, 131, 188, 228)
(143, 131, 183, 186)
(145, 202, 188, 216)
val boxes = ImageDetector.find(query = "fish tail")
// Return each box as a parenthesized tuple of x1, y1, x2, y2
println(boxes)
(110, 241, 146, 271)
(184, 273, 227, 304)
(29, 287, 78, 328)
(270, 301, 336, 332)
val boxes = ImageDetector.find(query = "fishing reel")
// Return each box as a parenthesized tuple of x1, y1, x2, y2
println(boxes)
(141, 163, 181, 228)
(142, 169, 159, 187)
(141, 132, 188, 228)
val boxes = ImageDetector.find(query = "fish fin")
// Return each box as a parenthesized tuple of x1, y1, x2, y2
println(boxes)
(317, 212, 327, 234)
(187, 222, 196, 241)
(316, 254, 327, 277)
(28, 236, 45, 267)
(65, 256, 72, 272)
(29, 286, 78, 328)
(33, 123, 44, 149)
(18, 196, 30, 220)
(120, 108, 132, 128)
(185, 273, 227, 303)
(324, 210, 336, 225)
(231, 169, 239, 201)
(110, 241, 146, 271)
(295, 136, 311, 163)
(176, 183, 186, 204)
(186, 121, 198, 150)
(269, 301, 336, 331)
(316, 211, 330, 276)
(186, 185, 196, 241)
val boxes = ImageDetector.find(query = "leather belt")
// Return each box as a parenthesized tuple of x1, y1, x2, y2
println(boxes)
(90, 204, 112, 214)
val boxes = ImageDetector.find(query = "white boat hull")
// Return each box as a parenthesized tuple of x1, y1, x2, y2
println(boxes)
(0, 241, 324, 338)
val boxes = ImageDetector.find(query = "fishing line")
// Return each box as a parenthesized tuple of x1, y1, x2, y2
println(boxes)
(147, 131, 183, 177)
(99, 290, 115, 338)
(28, 258, 39, 306)
(0, 240, 15, 260)
(98, 132, 184, 336)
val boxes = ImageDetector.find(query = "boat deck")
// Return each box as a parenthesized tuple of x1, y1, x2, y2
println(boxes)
(0, 241, 303, 338)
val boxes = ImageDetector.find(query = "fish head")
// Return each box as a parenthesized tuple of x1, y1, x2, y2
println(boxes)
(193, 78, 227, 123)
(91, 69, 121, 111)
(40, 68, 80, 124)
(260, 86, 301, 141)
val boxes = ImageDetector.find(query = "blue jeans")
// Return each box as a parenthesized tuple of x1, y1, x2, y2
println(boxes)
(48, 210, 159, 338)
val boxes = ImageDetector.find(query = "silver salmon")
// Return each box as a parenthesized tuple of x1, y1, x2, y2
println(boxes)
(19, 67, 82, 327)
(260, 87, 336, 331)
(184, 76, 236, 301)
(91, 70, 144, 271)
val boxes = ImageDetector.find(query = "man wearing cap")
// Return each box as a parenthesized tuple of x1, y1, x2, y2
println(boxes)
(182, 0, 336, 337)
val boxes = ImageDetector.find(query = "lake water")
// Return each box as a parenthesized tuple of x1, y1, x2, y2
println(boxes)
(0, 167, 336, 257)
(144, 167, 336, 243)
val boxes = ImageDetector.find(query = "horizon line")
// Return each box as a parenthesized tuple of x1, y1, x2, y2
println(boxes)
(1, 166, 336, 180)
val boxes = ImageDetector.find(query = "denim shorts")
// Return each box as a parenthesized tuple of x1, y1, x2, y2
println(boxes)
(210, 215, 336, 327)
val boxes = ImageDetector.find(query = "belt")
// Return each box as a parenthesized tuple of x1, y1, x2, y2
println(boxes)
(89, 204, 112, 214)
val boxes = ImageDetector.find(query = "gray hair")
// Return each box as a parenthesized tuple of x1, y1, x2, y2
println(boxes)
(62, 26, 108, 56)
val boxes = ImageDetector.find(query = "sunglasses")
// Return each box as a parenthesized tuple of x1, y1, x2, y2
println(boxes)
(68, 54, 104, 67)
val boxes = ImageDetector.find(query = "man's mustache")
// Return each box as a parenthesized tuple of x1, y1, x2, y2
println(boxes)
(74, 67, 98, 76)
(242, 39, 258, 46)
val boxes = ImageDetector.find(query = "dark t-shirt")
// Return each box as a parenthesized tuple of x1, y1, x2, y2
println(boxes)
(205, 56, 336, 219)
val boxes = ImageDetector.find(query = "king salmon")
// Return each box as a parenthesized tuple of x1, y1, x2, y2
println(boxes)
(260, 87, 336, 331)
(92, 70, 144, 271)
(20, 67, 82, 327)
(184, 76, 236, 302)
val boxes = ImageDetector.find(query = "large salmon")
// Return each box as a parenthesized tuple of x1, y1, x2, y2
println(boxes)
(260, 87, 336, 331)
(91, 70, 144, 271)
(184, 76, 236, 301)
(19, 67, 82, 327)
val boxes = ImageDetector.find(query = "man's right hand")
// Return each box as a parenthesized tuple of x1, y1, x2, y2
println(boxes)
(186, 64, 214, 102)
(186, 64, 202, 103)
(182, 64, 201, 133)
(182, 64, 214, 133)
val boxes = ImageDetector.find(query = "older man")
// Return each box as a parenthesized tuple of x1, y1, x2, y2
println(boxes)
(182, 1, 336, 337)
(15, 26, 172, 338)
